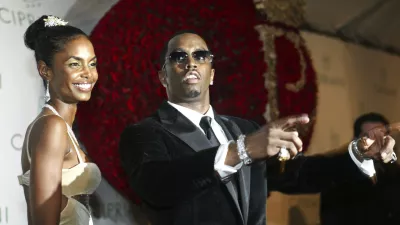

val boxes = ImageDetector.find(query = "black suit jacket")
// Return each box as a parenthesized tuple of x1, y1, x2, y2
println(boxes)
(266, 144, 370, 194)
(319, 162, 400, 225)
(119, 101, 371, 225)
(119, 102, 267, 225)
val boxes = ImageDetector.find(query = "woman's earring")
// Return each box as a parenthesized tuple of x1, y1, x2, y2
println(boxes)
(210, 80, 214, 85)
(45, 80, 50, 102)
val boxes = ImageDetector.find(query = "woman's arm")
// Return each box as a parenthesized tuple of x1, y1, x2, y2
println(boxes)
(28, 115, 68, 225)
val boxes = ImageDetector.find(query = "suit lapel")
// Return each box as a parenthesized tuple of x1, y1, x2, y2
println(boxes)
(217, 115, 252, 225)
(157, 101, 214, 151)
(157, 102, 251, 224)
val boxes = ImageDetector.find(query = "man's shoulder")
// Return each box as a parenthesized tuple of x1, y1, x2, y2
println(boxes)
(138, 115, 160, 126)
(123, 114, 162, 133)
(219, 115, 251, 123)
(219, 115, 260, 129)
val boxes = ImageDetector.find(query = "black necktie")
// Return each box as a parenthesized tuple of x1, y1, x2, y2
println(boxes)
(200, 116, 220, 147)
(200, 116, 242, 210)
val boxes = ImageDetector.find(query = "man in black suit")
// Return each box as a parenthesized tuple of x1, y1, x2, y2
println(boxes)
(319, 113, 400, 225)
(119, 32, 396, 225)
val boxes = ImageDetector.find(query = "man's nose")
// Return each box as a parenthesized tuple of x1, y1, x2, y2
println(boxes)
(185, 55, 198, 69)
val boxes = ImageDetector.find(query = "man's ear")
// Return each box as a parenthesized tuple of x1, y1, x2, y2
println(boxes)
(210, 68, 215, 85)
(158, 70, 167, 88)
(38, 60, 52, 81)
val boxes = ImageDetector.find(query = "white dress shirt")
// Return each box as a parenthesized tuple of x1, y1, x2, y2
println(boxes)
(168, 101, 376, 179)
(348, 143, 376, 177)
(168, 101, 242, 178)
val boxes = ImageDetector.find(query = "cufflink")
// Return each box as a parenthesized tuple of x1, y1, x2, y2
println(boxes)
(390, 152, 397, 163)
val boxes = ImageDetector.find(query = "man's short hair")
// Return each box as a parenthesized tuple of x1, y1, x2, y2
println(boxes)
(159, 30, 209, 68)
(353, 112, 389, 137)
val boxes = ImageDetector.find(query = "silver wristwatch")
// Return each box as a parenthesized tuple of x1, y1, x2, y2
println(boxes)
(237, 135, 253, 165)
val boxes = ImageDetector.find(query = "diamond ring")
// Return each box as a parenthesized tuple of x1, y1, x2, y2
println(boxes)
(278, 147, 290, 161)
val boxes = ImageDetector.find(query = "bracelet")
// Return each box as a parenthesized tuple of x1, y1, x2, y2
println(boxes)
(237, 134, 253, 165)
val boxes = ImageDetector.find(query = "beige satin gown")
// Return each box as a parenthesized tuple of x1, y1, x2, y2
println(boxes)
(18, 105, 102, 225)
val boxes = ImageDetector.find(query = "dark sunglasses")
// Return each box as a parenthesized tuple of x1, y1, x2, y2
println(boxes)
(164, 50, 214, 68)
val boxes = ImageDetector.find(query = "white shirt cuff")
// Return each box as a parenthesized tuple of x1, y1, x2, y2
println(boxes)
(214, 141, 243, 179)
(348, 141, 376, 177)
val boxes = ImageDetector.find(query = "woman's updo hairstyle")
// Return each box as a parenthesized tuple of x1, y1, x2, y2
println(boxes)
(24, 15, 88, 67)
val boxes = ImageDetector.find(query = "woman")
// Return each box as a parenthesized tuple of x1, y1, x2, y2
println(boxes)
(18, 15, 101, 225)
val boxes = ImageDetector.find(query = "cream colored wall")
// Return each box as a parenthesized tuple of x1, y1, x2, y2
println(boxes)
(266, 31, 400, 225)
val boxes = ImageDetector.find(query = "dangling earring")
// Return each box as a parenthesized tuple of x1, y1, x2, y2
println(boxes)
(45, 80, 50, 102)
(210, 80, 214, 85)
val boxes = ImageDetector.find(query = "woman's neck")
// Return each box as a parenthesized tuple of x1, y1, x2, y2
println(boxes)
(45, 99, 77, 126)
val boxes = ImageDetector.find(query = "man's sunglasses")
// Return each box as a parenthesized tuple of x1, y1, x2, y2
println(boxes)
(163, 50, 214, 68)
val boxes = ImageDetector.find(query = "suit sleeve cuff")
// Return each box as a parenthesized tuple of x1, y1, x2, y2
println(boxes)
(214, 141, 243, 179)
(348, 141, 376, 177)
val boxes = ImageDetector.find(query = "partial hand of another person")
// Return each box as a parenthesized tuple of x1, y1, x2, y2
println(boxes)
(390, 131, 400, 166)
(356, 123, 398, 163)
(225, 114, 309, 166)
